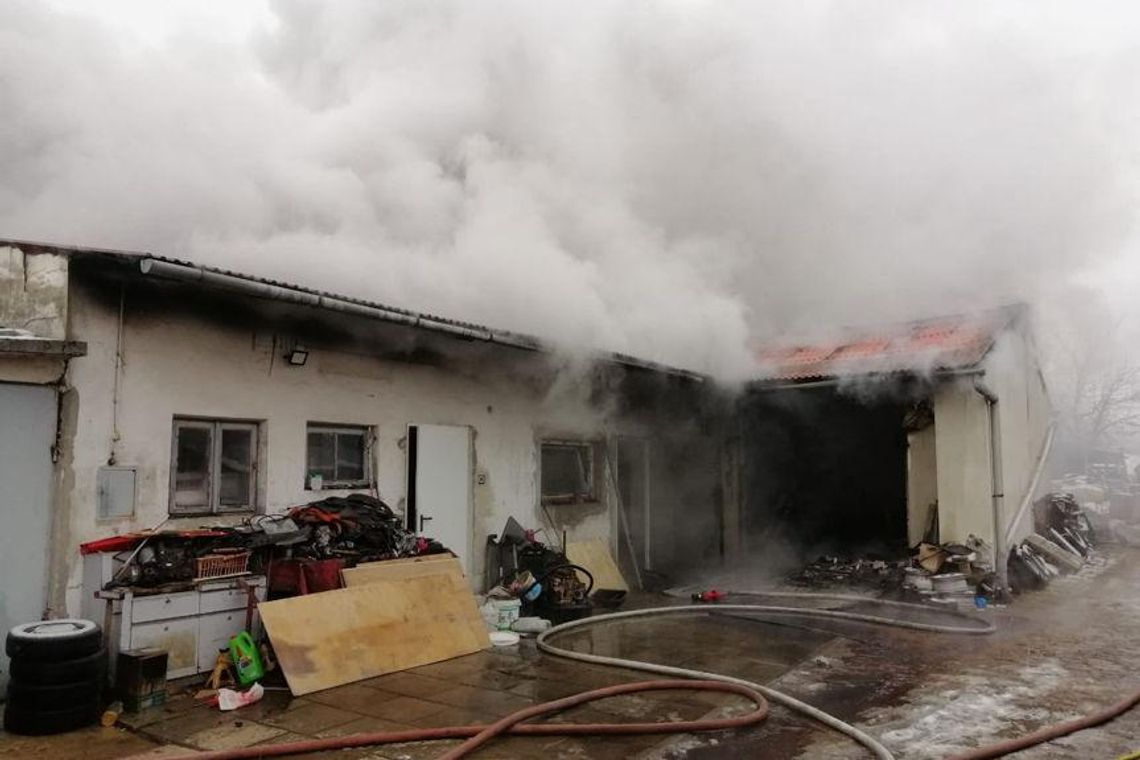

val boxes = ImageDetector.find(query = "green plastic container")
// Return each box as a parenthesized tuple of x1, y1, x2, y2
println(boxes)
(228, 632, 264, 686)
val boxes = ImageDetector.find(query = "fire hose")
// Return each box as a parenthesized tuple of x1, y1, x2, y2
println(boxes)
(154, 591, 1134, 758)
(535, 596, 997, 760)
(164, 679, 769, 760)
(945, 685, 1140, 760)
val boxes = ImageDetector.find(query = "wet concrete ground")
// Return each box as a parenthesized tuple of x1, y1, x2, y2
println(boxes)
(3, 546, 1139, 759)
(0, 612, 826, 760)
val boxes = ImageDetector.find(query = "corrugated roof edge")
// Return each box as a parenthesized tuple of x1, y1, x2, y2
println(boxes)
(0, 238, 705, 381)
(750, 304, 1028, 386)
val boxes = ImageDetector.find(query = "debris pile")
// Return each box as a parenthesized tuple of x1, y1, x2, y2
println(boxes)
(283, 494, 447, 563)
(1007, 492, 1098, 592)
(81, 494, 449, 590)
(1033, 493, 1094, 557)
(483, 517, 626, 626)
(902, 538, 994, 608)
(788, 555, 907, 589)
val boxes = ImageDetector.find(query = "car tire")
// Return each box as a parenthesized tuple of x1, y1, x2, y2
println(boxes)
(3, 699, 101, 736)
(6, 679, 103, 712)
(6, 620, 102, 662)
(8, 649, 107, 686)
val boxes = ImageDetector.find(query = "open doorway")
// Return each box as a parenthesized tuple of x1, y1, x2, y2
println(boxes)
(614, 437, 652, 576)
(738, 387, 910, 560)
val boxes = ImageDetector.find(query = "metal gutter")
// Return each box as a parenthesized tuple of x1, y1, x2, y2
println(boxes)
(137, 258, 701, 381)
(750, 365, 986, 392)
(0, 337, 87, 358)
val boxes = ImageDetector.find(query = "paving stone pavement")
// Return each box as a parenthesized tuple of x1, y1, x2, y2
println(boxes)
(0, 611, 827, 760)
(13, 550, 1137, 760)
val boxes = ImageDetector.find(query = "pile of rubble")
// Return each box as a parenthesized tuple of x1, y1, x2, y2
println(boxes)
(83, 493, 449, 590)
(788, 555, 907, 589)
(786, 492, 1104, 607)
(1007, 492, 1097, 591)
(277, 493, 447, 562)
(901, 538, 995, 609)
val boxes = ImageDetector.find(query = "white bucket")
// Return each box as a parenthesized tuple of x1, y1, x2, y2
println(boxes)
(491, 598, 521, 631)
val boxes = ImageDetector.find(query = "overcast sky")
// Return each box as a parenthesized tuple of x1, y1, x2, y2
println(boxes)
(4, 1, 1139, 375)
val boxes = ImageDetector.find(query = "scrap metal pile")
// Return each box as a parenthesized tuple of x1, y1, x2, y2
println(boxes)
(903, 539, 995, 607)
(1034, 492, 1094, 557)
(83, 494, 448, 590)
(788, 555, 907, 589)
(281, 494, 447, 562)
(484, 518, 601, 625)
(1008, 492, 1097, 591)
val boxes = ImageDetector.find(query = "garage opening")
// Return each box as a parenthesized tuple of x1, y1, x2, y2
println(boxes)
(737, 385, 924, 562)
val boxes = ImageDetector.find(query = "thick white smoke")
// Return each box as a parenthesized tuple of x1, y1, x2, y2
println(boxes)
(2, 1, 1139, 377)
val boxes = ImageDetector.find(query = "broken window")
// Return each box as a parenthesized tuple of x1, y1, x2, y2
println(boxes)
(540, 441, 597, 504)
(306, 424, 372, 489)
(170, 418, 258, 514)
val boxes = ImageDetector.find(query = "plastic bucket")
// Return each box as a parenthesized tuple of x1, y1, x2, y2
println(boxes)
(491, 598, 521, 631)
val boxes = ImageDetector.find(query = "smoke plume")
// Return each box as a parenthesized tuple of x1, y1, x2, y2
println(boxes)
(2, 1, 1139, 377)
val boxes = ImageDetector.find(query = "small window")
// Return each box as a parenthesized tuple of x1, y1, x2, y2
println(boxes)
(307, 424, 373, 489)
(170, 418, 258, 514)
(540, 441, 596, 504)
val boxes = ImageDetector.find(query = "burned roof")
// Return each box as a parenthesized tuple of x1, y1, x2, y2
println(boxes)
(0, 238, 703, 381)
(755, 306, 1025, 383)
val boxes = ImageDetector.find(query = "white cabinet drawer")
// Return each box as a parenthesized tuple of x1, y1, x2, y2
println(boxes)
(197, 610, 245, 673)
(199, 588, 255, 614)
(131, 592, 199, 623)
(131, 618, 198, 678)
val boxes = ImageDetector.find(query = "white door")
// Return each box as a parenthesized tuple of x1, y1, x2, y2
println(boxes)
(0, 384, 56, 696)
(407, 424, 474, 577)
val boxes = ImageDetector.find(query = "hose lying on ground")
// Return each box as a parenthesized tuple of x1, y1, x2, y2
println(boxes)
(535, 593, 994, 759)
(164, 592, 993, 760)
(946, 685, 1140, 760)
(664, 587, 998, 634)
(661, 591, 1140, 759)
(162, 679, 768, 760)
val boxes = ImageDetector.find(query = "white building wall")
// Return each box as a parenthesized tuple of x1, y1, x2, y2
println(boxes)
(933, 381, 993, 545)
(985, 331, 1052, 546)
(906, 424, 937, 546)
(59, 281, 626, 614)
(932, 327, 1052, 556)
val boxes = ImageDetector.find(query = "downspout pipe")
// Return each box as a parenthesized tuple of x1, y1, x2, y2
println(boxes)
(973, 378, 1008, 596)
(1003, 421, 1056, 549)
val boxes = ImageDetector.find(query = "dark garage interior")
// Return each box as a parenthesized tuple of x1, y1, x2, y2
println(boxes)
(738, 386, 910, 557)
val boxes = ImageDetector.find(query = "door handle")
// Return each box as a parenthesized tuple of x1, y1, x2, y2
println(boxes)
(419, 514, 433, 533)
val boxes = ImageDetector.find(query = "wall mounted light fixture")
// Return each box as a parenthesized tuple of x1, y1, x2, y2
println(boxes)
(286, 346, 309, 366)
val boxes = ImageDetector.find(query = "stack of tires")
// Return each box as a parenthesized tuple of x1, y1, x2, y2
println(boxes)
(4, 620, 105, 736)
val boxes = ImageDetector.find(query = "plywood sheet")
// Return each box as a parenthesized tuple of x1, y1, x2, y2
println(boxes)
(565, 539, 628, 591)
(259, 568, 489, 695)
(342, 554, 463, 587)
(363, 553, 455, 567)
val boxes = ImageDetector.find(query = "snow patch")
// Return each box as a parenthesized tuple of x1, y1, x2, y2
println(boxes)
(858, 659, 1072, 759)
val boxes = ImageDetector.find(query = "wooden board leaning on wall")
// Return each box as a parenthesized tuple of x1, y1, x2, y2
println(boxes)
(259, 555, 488, 695)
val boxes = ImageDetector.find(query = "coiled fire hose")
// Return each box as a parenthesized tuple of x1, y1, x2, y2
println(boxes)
(165, 591, 994, 759)
(537, 593, 996, 760)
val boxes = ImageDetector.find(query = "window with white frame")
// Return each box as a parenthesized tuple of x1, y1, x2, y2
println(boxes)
(540, 440, 597, 504)
(170, 418, 258, 514)
(306, 423, 372, 489)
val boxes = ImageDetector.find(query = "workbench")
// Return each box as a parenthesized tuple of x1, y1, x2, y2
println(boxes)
(83, 553, 265, 679)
